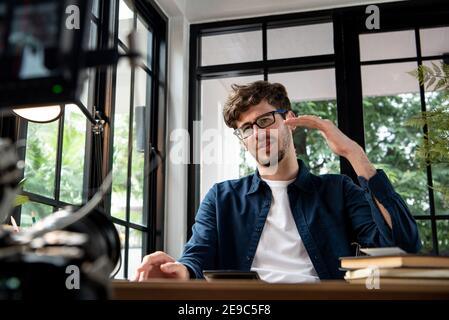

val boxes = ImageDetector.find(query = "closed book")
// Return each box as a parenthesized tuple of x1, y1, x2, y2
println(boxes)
(345, 267, 449, 280)
(340, 255, 449, 270)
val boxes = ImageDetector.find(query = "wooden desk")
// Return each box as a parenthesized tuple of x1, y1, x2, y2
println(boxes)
(111, 279, 449, 300)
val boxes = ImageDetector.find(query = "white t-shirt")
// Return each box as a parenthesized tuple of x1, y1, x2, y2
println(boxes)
(250, 178, 320, 283)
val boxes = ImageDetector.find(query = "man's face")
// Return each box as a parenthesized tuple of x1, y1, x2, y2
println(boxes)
(235, 100, 293, 167)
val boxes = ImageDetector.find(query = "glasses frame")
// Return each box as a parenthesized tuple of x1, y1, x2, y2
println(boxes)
(233, 109, 288, 140)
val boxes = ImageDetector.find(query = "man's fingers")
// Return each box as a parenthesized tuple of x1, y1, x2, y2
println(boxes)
(284, 115, 321, 128)
(160, 262, 179, 273)
(131, 271, 140, 282)
(139, 270, 149, 282)
(137, 251, 175, 271)
(160, 262, 188, 279)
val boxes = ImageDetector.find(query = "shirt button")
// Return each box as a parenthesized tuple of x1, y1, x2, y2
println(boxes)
(246, 256, 251, 261)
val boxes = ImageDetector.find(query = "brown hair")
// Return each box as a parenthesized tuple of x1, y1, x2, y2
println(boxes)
(223, 81, 291, 129)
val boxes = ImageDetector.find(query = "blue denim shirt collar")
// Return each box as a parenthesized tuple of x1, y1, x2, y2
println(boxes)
(247, 159, 315, 195)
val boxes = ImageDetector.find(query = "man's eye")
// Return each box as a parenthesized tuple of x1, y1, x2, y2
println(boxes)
(241, 126, 253, 135)
(257, 117, 272, 127)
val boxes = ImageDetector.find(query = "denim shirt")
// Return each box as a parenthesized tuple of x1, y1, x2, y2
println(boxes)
(178, 159, 421, 279)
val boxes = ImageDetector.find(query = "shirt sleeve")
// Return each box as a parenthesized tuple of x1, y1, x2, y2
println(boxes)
(344, 169, 421, 253)
(177, 184, 218, 279)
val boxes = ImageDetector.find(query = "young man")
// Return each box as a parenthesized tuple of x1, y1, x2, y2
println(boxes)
(133, 81, 421, 283)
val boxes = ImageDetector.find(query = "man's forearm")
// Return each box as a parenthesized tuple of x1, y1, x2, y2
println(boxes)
(344, 142, 393, 229)
(343, 143, 376, 179)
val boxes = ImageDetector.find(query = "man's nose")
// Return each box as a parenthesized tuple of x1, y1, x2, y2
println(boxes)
(254, 125, 268, 140)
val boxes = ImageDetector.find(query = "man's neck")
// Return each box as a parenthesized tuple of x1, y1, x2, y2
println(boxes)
(259, 151, 299, 181)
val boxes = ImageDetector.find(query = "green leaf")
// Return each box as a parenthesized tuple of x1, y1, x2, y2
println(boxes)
(431, 61, 441, 75)
(14, 194, 29, 207)
(427, 76, 436, 89)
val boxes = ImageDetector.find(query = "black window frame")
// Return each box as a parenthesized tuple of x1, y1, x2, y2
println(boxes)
(106, 0, 167, 279)
(188, 0, 449, 255)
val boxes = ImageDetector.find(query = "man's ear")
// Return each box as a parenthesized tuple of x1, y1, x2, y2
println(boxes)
(285, 110, 297, 131)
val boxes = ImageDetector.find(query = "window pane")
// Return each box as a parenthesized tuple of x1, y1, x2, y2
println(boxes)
(136, 17, 153, 69)
(362, 63, 429, 215)
(23, 121, 58, 198)
(92, 0, 99, 17)
(359, 30, 416, 62)
(60, 104, 87, 204)
(79, 67, 95, 115)
(200, 75, 262, 200)
(20, 201, 54, 228)
(111, 59, 132, 220)
(118, 0, 134, 45)
(88, 20, 98, 50)
(201, 30, 262, 66)
(128, 228, 143, 279)
(268, 23, 333, 59)
(130, 68, 150, 226)
(113, 224, 126, 279)
(437, 220, 449, 256)
(362, 62, 420, 96)
(423, 60, 449, 216)
(269, 69, 338, 175)
(420, 27, 449, 57)
(417, 220, 434, 255)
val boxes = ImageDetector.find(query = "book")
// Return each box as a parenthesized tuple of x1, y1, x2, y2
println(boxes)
(340, 255, 449, 270)
(345, 267, 449, 280)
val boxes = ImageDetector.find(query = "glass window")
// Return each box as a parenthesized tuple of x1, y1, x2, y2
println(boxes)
(60, 104, 87, 204)
(111, 2, 163, 279)
(23, 120, 58, 198)
(359, 30, 416, 62)
(437, 220, 449, 256)
(20, 201, 54, 228)
(201, 30, 262, 66)
(130, 67, 149, 226)
(267, 23, 334, 59)
(423, 60, 449, 216)
(136, 17, 153, 68)
(417, 220, 434, 254)
(361, 62, 429, 215)
(92, 0, 99, 17)
(128, 228, 143, 277)
(113, 224, 126, 279)
(118, 0, 134, 46)
(420, 27, 449, 57)
(111, 59, 131, 221)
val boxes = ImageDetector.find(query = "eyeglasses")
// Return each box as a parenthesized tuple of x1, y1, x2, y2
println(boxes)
(233, 109, 288, 140)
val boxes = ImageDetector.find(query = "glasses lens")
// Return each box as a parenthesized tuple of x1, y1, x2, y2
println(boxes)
(241, 126, 253, 139)
(256, 114, 275, 128)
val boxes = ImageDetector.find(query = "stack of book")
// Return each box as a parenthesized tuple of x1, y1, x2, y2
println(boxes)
(340, 249, 449, 285)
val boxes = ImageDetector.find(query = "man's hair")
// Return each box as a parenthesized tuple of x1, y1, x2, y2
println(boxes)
(223, 80, 292, 129)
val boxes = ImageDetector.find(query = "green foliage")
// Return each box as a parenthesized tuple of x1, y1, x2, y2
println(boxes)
(406, 62, 449, 208)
